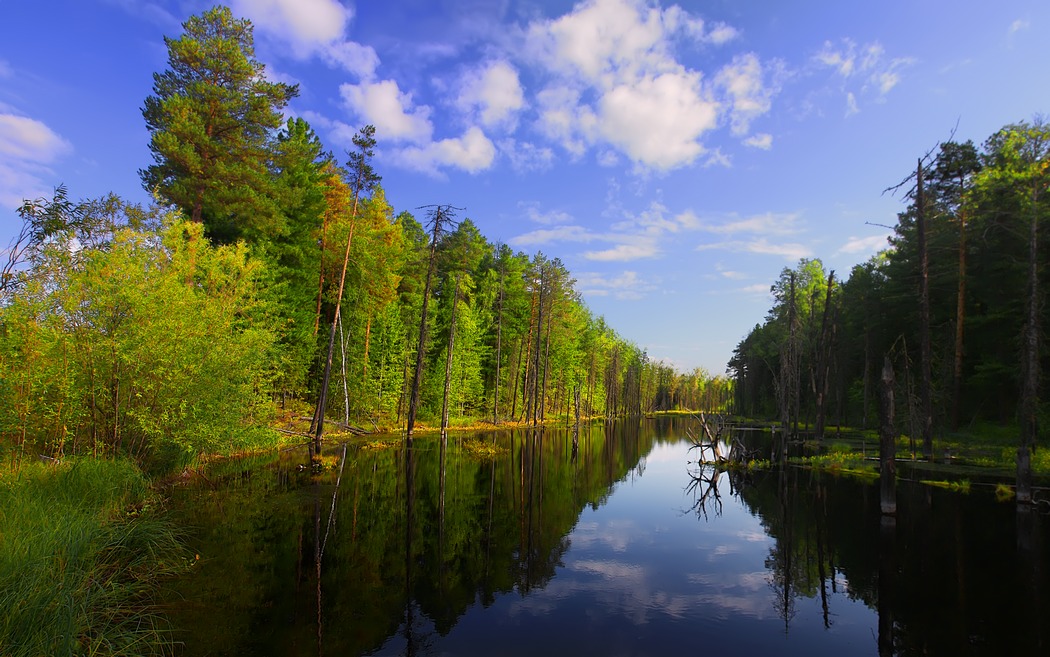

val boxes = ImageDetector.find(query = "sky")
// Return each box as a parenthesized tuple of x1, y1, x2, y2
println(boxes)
(2, 0, 1049, 375)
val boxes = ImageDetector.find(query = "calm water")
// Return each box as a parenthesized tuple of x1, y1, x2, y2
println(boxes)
(163, 418, 1048, 656)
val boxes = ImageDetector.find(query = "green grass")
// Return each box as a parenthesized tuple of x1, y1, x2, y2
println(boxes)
(0, 458, 191, 657)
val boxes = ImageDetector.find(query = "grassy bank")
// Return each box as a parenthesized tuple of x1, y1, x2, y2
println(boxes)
(0, 458, 191, 657)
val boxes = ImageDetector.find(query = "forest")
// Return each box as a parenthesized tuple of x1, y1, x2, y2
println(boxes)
(2, 5, 1048, 656)
(728, 120, 1049, 495)
(0, 6, 730, 474)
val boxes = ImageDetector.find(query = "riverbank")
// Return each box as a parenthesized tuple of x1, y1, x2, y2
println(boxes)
(0, 458, 192, 657)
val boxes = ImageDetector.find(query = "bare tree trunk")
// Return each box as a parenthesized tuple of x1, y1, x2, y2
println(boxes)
(917, 159, 934, 460)
(312, 194, 359, 452)
(407, 212, 443, 439)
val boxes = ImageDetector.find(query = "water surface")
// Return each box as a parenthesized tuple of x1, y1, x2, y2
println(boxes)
(163, 418, 1047, 656)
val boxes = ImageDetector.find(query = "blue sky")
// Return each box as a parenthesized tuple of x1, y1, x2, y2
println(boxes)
(2, 0, 1048, 375)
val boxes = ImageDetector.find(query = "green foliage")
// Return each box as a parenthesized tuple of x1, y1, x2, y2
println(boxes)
(0, 213, 278, 471)
(140, 5, 297, 240)
(0, 458, 191, 656)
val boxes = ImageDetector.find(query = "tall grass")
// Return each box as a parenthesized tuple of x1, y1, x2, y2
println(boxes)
(0, 458, 190, 656)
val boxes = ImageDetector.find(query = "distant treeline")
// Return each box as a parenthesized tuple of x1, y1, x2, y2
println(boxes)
(0, 6, 730, 472)
(730, 120, 1050, 440)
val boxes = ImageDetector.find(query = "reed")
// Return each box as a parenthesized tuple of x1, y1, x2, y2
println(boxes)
(0, 458, 190, 657)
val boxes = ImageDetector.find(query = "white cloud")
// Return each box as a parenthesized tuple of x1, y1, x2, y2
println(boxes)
(697, 237, 812, 261)
(815, 38, 913, 113)
(576, 270, 656, 300)
(612, 202, 701, 236)
(340, 80, 433, 144)
(233, 0, 378, 78)
(702, 211, 802, 236)
(535, 85, 589, 157)
(526, 0, 728, 170)
(396, 126, 496, 174)
(838, 233, 891, 255)
(743, 133, 772, 149)
(0, 113, 72, 208)
(598, 71, 717, 169)
(846, 91, 859, 116)
(815, 38, 856, 77)
(521, 202, 573, 225)
(715, 263, 747, 280)
(704, 23, 739, 46)
(499, 139, 555, 172)
(715, 53, 774, 136)
(458, 60, 525, 129)
(0, 114, 72, 164)
(322, 41, 380, 80)
(745, 238, 811, 260)
(510, 224, 595, 247)
(740, 283, 772, 295)
(584, 241, 659, 261)
(234, 0, 349, 48)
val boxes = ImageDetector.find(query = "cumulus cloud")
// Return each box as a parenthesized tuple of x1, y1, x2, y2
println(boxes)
(0, 113, 72, 208)
(597, 71, 717, 170)
(458, 60, 525, 129)
(233, 0, 378, 78)
(525, 0, 728, 170)
(396, 126, 496, 174)
(340, 80, 433, 144)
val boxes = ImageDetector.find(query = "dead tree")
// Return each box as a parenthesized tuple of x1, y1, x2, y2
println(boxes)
(406, 204, 460, 439)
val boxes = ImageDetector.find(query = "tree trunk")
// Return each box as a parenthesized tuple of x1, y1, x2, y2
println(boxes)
(493, 257, 504, 425)
(1018, 184, 1039, 505)
(440, 274, 461, 435)
(406, 213, 442, 439)
(312, 193, 360, 451)
(916, 159, 934, 460)
(532, 268, 545, 425)
(951, 207, 967, 431)
(815, 271, 835, 439)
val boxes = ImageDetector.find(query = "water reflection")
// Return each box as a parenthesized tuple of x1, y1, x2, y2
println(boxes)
(163, 420, 1048, 657)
